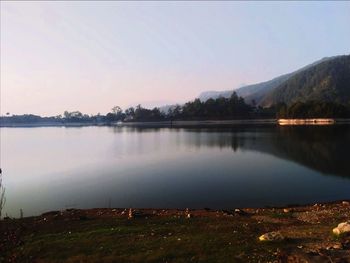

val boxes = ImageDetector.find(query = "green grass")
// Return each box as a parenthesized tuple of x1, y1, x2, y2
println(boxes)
(3, 205, 349, 263)
(5, 216, 291, 262)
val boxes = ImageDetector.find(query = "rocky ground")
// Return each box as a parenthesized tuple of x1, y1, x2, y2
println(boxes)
(1, 201, 350, 262)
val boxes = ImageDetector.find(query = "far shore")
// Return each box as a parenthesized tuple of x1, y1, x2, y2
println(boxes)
(1, 118, 350, 128)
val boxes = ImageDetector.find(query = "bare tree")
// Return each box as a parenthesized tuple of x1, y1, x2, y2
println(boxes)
(111, 106, 122, 115)
(0, 170, 5, 219)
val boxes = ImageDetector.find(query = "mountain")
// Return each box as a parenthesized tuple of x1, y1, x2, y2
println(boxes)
(235, 73, 292, 104)
(198, 55, 345, 106)
(198, 90, 234, 102)
(260, 55, 350, 107)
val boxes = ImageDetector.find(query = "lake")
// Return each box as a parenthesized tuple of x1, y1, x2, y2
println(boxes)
(1, 125, 350, 217)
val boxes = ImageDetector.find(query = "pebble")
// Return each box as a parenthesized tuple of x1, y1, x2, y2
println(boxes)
(326, 243, 342, 250)
(128, 209, 133, 219)
(259, 231, 284, 242)
(333, 221, 350, 235)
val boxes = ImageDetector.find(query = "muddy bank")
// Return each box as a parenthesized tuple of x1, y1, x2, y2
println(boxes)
(1, 201, 350, 262)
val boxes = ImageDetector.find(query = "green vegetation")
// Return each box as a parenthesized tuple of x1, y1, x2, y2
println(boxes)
(2, 203, 350, 262)
(276, 101, 350, 118)
(177, 92, 252, 119)
(261, 55, 350, 107)
(0, 93, 276, 125)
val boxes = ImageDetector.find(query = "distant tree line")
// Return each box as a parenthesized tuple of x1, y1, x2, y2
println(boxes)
(173, 92, 253, 120)
(2, 94, 350, 125)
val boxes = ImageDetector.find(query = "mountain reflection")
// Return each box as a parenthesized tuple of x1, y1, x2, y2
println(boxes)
(114, 125, 350, 178)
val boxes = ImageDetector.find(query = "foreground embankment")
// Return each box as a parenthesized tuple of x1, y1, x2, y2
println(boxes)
(1, 201, 350, 262)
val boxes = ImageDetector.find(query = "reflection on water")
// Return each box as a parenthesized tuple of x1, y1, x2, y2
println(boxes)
(111, 125, 350, 177)
(1, 125, 350, 217)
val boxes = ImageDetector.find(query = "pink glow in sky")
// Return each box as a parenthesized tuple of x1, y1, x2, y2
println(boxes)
(1, 1, 349, 116)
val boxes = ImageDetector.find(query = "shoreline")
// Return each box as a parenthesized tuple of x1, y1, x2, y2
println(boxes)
(2, 200, 350, 262)
(1, 118, 350, 128)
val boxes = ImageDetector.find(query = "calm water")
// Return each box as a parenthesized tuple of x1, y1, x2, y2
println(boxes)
(1, 125, 350, 217)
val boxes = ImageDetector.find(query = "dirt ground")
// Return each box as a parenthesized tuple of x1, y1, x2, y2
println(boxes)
(1, 201, 350, 262)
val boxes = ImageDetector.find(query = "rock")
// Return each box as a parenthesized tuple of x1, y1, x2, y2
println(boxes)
(128, 209, 133, 219)
(128, 209, 144, 218)
(41, 211, 60, 217)
(234, 208, 248, 215)
(332, 243, 343, 249)
(259, 231, 284, 242)
(283, 208, 291, 213)
(333, 222, 350, 235)
(327, 243, 342, 250)
(342, 201, 350, 206)
(185, 208, 192, 218)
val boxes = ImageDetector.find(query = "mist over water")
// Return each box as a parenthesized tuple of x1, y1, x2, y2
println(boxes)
(1, 125, 350, 217)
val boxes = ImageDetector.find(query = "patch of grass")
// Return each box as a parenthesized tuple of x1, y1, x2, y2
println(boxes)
(269, 211, 294, 219)
(7, 216, 289, 262)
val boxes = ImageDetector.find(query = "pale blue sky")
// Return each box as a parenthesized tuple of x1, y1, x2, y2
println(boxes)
(1, 1, 349, 116)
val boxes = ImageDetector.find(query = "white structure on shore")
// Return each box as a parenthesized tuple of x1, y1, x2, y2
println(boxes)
(278, 119, 335, 125)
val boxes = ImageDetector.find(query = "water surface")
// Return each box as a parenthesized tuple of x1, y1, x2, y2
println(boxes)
(1, 125, 350, 217)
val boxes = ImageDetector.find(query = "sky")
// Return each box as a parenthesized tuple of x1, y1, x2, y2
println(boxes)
(1, 1, 350, 116)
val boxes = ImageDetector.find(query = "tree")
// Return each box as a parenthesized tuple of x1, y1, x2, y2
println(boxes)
(63, 111, 71, 119)
(111, 106, 122, 115)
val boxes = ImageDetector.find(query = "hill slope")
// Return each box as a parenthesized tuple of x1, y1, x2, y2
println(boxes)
(260, 55, 350, 107)
(197, 56, 346, 106)
(198, 74, 292, 103)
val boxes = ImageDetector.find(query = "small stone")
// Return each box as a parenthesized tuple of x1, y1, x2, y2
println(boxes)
(234, 208, 248, 215)
(185, 208, 192, 218)
(128, 208, 133, 219)
(342, 201, 350, 206)
(333, 222, 350, 235)
(333, 243, 342, 249)
(326, 243, 342, 250)
(283, 208, 290, 213)
(259, 231, 284, 242)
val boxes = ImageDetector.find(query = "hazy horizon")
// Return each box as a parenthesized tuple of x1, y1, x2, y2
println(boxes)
(1, 1, 350, 116)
